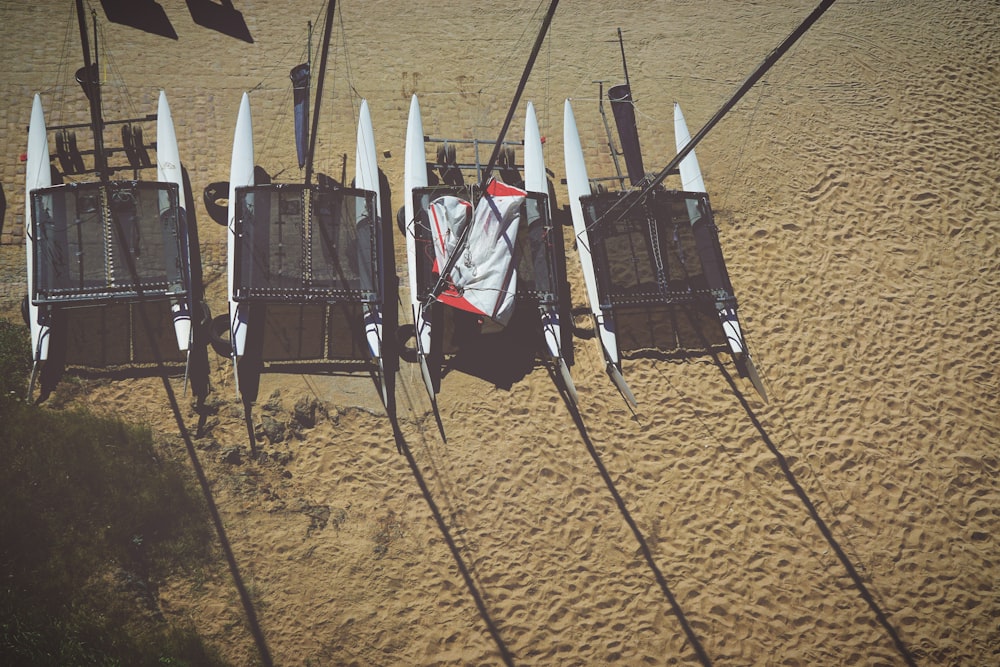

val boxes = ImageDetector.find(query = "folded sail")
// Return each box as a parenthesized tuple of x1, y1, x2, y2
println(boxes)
(608, 84, 645, 186)
(290, 63, 310, 169)
(428, 178, 526, 328)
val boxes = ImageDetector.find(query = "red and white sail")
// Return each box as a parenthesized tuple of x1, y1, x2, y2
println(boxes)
(428, 178, 526, 330)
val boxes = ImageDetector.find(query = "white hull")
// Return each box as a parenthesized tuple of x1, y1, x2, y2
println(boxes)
(674, 102, 745, 358)
(674, 102, 766, 402)
(524, 102, 576, 402)
(524, 101, 558, 356)
(403, 95, 435, 398)
(673, 102, 707, 194)
(563, 99, 635, 406)
(228, 93, 255, 370)
(354, 99, 388, 401)
(25, 94, 52, 365)
(522, 102, 546, 200)
(156, 91, 192, 353)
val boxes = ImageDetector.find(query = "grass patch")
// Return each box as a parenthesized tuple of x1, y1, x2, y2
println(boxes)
(0, 319, 226, 666)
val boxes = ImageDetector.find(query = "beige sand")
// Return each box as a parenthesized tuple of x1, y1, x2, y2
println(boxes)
(1, 0, 997, 664)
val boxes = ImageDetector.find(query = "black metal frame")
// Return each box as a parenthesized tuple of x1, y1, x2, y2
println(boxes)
(231, 182, 390, 365)
(232, 183, 380, 304)
(31, 180, 190, 305)
(581, 187, 740, 352)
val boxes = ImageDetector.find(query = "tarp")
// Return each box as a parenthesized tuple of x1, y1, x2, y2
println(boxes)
(428, 178, 526, 328)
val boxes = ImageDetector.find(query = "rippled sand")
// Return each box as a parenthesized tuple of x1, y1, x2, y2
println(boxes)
(0, 1, 997, 664)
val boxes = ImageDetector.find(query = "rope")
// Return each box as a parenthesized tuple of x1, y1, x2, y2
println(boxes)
(50, 3, 77, 121)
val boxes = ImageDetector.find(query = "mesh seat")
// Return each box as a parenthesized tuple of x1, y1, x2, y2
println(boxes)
(31, 180, 187, 305)
(232, 183, 379, 303)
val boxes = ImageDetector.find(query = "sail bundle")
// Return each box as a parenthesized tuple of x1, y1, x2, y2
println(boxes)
(427, 179, 527, 330)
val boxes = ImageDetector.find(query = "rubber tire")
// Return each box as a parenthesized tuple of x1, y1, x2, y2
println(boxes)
(208, 313, 233, 358)
(203, 181, 229, 226)
(396, 206, 406, 235)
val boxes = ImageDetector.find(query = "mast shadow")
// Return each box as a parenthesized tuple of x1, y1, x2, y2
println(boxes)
(668, 305, 916, 665)
(0, 182, 6, 236)
(178, 426, 274, 667)
(386, 413, 516, 666)
(556, 383, 713, 667)
(121, 298, 275, 666)
(712, 355, 918, 667)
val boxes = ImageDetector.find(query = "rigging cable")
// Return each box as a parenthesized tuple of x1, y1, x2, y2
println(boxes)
(50, 2, 77, 119)
(304, 0, 337, 187)
(424, 0, 560, 309)
(336, 1, 361, 117)
(719, 34, 811, 217)
(474, 0, 549, 139)
(255, 11, 320, 171)
(581, 0, 838, 241)
(95, 20, 139, 121)
(477, 0, 549, 95)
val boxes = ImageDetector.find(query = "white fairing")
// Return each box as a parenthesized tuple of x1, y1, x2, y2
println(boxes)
(523, 102, 561, 360)
(674, 101, 745, 358)
(673, 102, 707, 194)
(526, 102, 577, 401)
(25, 94, 52, 362)
(523, 102, 546, 194)
(404, 95, 432, 362)
(228, 93, 255, 361)
(563, 99, 620, 366)
(355, 99, 381, 220)
(156, 91, 191, 352)
(354, 99, 383, 364)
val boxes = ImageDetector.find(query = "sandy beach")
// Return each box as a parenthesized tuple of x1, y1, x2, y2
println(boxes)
(0, 0, 997, 664)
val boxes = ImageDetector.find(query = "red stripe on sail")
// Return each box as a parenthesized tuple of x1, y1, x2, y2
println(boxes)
(485, 178, 527, 198)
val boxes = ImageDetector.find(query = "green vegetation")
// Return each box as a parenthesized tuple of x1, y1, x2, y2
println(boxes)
(0, 319, 226, 666)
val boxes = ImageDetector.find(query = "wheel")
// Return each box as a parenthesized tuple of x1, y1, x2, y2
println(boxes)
(202, 181, 229, 226)
(208, 313, 233, 357)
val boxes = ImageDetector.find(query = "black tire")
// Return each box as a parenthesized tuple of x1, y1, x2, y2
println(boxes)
(198, 300, 212, 330)
(396, 206, 406, 235)
(395, 323, 417, 363)
(203, 181, 229, 226)
(208, 312, 233, 357)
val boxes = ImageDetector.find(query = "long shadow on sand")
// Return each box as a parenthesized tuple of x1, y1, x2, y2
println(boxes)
(711, 354, 918, 666)
(48, 196, 275, 663)
(632, 300, 919, 665)
(176, 416, 274, 667)
(124, 303, 275, 666)
(557, 377, 714, 667)
(387, 415, 516, 665)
